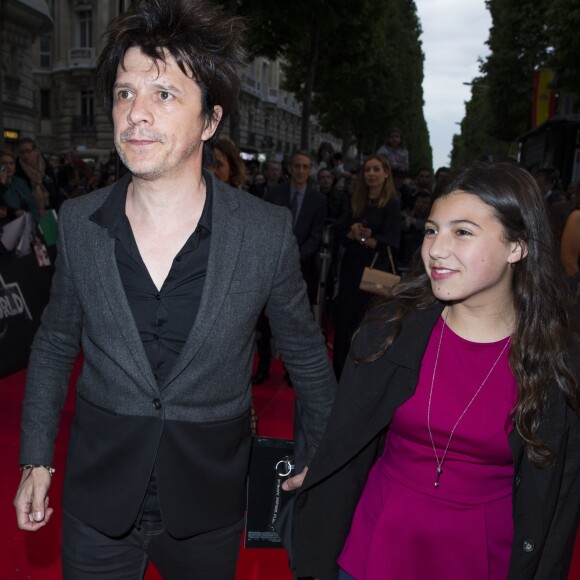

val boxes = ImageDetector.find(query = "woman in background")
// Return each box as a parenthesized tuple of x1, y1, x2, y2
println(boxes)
(211, 137, 247, 190)
(332, 154, 400, 379)
(290, 162, 580, 580)
(0, 151, 41, 222)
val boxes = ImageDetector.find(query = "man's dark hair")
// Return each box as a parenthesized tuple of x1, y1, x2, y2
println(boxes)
(96, 0, 245, 141)
(534, 167, 559, 189)
(290, 150, 312, 164)
(18, 137, 37, 150)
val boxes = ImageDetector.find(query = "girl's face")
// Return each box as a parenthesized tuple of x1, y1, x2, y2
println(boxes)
(212, 148, 231, 184)
(387, 131, 401, 148)
(421, 191, 525, 309)
(364, 159, 388, 191)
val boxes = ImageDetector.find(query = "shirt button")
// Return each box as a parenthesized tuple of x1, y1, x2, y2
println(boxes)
(175, 256, 182, 262)
(154, 334, 159, 340)
(522, 540, 535, 553)
(152, 398, 162, 410)
(155, 293, 160, 301)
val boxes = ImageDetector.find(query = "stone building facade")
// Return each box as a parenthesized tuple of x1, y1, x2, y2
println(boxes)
(1, 0, 339, 166)
(0, 0, 53, 150)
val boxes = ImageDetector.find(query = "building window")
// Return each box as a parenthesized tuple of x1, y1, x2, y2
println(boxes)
(40, 36, 51, 68)
(80, 90, 94, 129)
(77, 9, 93, 48)
(40, 89, 51, 119)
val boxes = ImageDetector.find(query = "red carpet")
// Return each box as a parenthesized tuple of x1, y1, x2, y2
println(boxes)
(1, 357, 294, 579)
(2, 357, 580, 579)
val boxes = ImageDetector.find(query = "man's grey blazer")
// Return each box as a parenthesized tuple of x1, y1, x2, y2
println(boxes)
(19, 172, 336, 537)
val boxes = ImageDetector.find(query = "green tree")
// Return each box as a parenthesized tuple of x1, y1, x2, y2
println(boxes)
(238, 0, 347, 150)
(546, 1, 580, 104)
(481, 0, 550, 141)
(450, 77, 512, 168)
(311, 0, 431, 171)
(228, 0, 430, 168)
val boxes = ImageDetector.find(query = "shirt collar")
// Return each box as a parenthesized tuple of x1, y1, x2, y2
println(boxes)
(90, 170, 214, 236)
(291, 183, 307, 197)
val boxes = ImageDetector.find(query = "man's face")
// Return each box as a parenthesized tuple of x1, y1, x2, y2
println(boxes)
(265, 162, 281, 183)
(418, 170, 431, 188)
(290, 154, 311, 189)
(19, 142, 39, 167)
(535, 174, 551, 194)
(112, 46, 222, 180)
(317, 169, 333, 192)
(413, 195, 431, 216)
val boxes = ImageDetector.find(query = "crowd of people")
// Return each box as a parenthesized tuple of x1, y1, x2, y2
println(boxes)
(10, 0, 580, 579)
(0, 137, 121, 247)
(204, 135, 580, 386)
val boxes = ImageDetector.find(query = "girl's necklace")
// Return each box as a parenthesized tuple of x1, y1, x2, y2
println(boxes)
(427, 312, 511, 488)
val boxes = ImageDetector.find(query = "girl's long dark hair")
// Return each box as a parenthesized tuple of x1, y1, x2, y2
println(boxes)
(355, 162, 579, 467)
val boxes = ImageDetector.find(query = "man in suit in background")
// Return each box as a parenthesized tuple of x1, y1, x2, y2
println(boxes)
(265, 150, 327, 303)
(13, 1, 336, 578)
(249, 158, 282, 199)
(252, 151, 327, 385)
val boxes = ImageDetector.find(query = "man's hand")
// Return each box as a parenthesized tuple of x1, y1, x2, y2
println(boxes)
(14, 468, 54, 531)
(282, 466, 308, 492)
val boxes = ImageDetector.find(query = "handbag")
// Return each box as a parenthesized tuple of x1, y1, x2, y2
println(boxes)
(359, 246, 401, 296)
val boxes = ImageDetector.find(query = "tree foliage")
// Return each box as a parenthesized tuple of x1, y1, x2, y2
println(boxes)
(546, 1, 580, 99)
(235, 0, 431, 169)
(452, 0, 580, 165)
(481, 0, 551, 142)
(450, 77, 512, 168)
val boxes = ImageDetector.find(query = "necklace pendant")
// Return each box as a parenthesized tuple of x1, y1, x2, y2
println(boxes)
(434, 465, 442, 488)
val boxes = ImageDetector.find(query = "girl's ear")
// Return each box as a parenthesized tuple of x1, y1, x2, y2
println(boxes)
(507, 241, 528, 264)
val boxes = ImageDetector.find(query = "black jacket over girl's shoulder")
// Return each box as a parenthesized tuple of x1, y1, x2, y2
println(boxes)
(290, 302, 580, 580)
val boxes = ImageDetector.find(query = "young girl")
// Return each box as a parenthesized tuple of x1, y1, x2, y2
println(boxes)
(377, 128, 409, 173)
(289, 162, 580, 579)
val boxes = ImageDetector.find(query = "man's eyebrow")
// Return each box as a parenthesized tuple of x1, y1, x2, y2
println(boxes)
(113, 82, 183, 93)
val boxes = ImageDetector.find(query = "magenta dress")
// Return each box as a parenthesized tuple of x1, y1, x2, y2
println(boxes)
(338, 317, 518, 579)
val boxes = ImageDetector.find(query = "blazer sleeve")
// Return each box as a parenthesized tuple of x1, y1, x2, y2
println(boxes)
(265, 208, 336, 462)
(19, 201, 83, 465)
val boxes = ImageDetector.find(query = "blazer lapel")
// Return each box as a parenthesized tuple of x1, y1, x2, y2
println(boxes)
(89, 225, 158, 391)
(163, 180, 244, 387)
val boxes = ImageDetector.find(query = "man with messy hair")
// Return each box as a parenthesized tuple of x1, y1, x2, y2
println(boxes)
(13, 0, 335, 577)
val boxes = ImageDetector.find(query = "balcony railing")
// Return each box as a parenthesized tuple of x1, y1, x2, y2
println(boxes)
(68, 47, 96, 69)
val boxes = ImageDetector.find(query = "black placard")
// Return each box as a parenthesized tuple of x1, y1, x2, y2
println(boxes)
(245, 436, 294, 548)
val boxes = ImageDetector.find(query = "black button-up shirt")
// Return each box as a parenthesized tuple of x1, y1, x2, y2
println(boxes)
(91, 173, 213, 387)
(91, 173, 213, 519)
